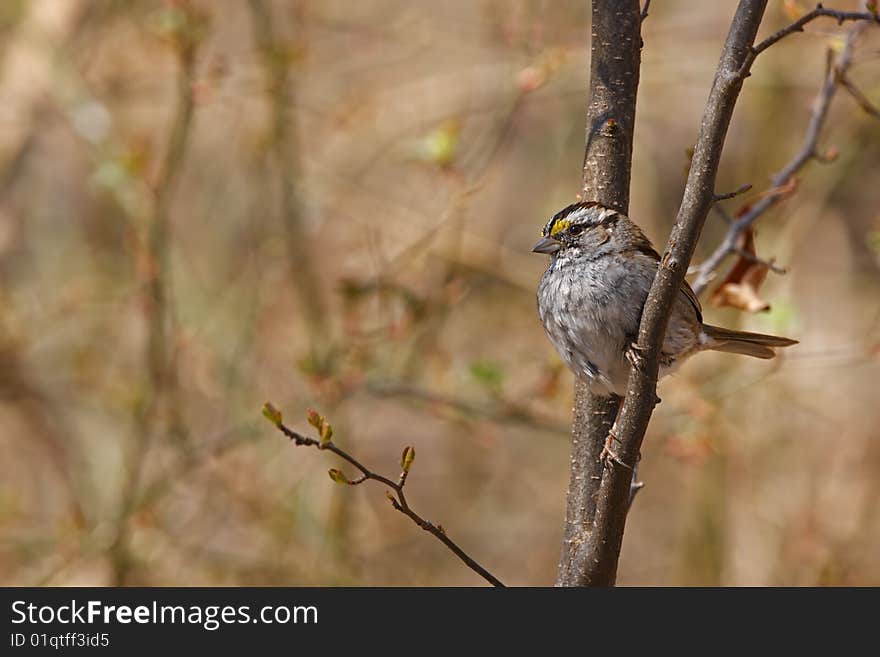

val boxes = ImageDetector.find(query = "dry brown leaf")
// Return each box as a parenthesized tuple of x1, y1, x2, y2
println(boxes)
(712, 282, 770, 312)
(709, 228, 772, 313)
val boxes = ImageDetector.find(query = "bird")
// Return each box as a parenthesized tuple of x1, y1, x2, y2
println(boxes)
(533, 201, 797, 399)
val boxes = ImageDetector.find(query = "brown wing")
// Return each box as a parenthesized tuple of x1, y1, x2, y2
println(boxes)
(680, 278, 703, 324)
(631, 240, 703, 324)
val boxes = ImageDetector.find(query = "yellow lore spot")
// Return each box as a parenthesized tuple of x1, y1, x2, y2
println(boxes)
(549, 219, 571, 237)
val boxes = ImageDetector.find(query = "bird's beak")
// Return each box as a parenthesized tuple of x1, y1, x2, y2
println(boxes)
(532, 236, 561, 254)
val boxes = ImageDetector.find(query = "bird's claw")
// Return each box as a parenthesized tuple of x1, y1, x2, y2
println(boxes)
(626, 343, 647, 371)
(600, 433, 634, 471)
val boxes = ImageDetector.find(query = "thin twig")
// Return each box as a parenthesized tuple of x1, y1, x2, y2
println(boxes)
(270, 417, 505, 587)
(692, 22, 868, 295)
(714, 204, 735, 224)
(734, 3, 878, 78)
(732, 246, 789, 274)
(641, 0, 652, 22)
(838, 72, 880, 117)
(752, 4, 878, 57)
(628, 461, 645, 510)
(712, 182, 753, 203)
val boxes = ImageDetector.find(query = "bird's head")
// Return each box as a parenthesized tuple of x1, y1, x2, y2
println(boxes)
(532, 202, 622, 258)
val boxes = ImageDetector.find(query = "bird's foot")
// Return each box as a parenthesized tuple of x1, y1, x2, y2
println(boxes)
(600, 432, 634, 471)
(626, 342, 647, 371)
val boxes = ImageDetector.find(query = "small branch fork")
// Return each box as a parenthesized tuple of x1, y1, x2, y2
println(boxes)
(751, 3, 879, 58)
(692, 19, 876, 295)
(262, 404, 504, 587)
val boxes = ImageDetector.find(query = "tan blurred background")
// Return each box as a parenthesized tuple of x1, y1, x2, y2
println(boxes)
(0, 0, 878, 586)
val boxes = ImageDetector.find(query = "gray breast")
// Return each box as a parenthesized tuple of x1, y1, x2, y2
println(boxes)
(537, 256, 642, 395)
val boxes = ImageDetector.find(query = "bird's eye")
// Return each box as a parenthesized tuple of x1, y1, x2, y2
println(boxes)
(568, 225, 584, 236)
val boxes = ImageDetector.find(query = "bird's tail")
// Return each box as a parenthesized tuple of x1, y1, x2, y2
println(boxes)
(701, 324, 798, 360)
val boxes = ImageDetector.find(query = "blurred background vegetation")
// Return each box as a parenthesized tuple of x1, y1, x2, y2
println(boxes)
(1, 0, 878, 586)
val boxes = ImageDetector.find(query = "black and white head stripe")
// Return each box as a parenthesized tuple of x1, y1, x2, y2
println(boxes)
(541, 202, 619, 237)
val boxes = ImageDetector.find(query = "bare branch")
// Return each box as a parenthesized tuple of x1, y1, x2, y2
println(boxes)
(752, 4, 878, 56)
(265, 406, 505, 587)
(558, 0, 878, 589)
(838, 72, 880, 117)
(712, 182, 753, 203)
(557, 0, 643, 587)
(575, 0, 771, 587)
(628, 462, 645, 509)
(692, 23, 869, 296)
(641, 0, 652, 22)
(731, 4, 877, 79)
(574, 2, 878, 585)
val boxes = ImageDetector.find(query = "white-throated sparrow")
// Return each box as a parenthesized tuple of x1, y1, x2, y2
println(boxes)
(534, 202, 797, 397)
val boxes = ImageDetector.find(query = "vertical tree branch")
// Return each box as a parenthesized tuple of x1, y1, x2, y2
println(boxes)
(557, 383, 620, 584)
(579, 0, 770, 586)
(112, 7, 201, 584)
(556, 0, 643, 587)
(248, 0, 328, 359)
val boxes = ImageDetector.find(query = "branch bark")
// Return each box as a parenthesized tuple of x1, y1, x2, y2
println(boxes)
(577, 0, 770, 586)
(556, 0, 643, 587)
(558, 2, 880, 587)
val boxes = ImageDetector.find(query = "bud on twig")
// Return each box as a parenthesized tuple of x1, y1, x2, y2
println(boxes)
(320, 422, 333, 446)
(328, 469, 350, 485)
(261, 402, 283, 427)
(307, 408, 323, 430)
(400, 446, 416, 472)
(307, 408, 334, 446)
